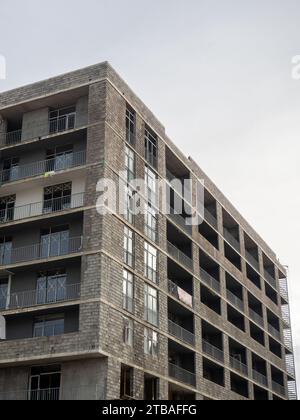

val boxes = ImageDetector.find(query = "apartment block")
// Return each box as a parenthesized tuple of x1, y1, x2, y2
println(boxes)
(0, 62, 297, 400)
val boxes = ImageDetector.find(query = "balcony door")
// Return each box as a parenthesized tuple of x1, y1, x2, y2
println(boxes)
(29, 366, 61, 401)
(45, 145, 73, 173)
(36, 270, 67, 305)
(0, 195, 15, 223)
(43, 183, 72, 214)
(0, 279, 8, 310)
(0, 237, 12, 265)
(49, 106, 76, 134)
(2, 157, 19, 183)
(40, 227, 69, 259)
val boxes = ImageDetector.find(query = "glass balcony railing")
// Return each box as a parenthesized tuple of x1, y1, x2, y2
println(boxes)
(202, 340, 224, 363)
(200, 268, 221, 293)
(167, 241, 193, 270)
(168, 279, 193, 308)
(168, 320, 195, 346)
(169, 363, 196, 387)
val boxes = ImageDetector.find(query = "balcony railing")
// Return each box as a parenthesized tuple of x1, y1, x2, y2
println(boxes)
(168, 208, 193, 235)
(223, 228, 240, 252)
(226, 290, 244, 312)
(166, 169, 192, 204)
(0, 236, 83, 266)
(204, 209, 218, 229)
(268, 324, 281, 341)
(245, 250, 260, 271)
(168, 280, 193, 308)
(0, 385, 105, 401)
(5, 129, 22, 146)
(264, 270, 277, 289)
(200, 268, 221, 293)
(0, 150, 86, 184)
(230, 357, 248, 376)
(167, 241, 193, 270)
(0, 193, 85, 225)
(0, 283, 81, 312)
(252, 370, 268, 387)
(168, 320, 195, 346)
(49, 113, 76, 134)
(249, 308, 264, 327)
(169, 363, 196, 387)
(202, 340, 224, 363)
(272, 381, 286, 397)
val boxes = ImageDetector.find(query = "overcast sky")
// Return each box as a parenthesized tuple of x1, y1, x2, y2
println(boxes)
(0, 0, 299, 397)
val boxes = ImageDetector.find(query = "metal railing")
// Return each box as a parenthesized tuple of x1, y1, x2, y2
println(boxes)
(252, 369, 268, 387)
(0, 193, 85, 224)
(0, 385, 105, 401)
(249, 308, 264, 327)
(167, 241, 193, 270)
(49, 113, 76, 134)
(226, 290, 244, 312)
(245, 250, 260, 271)
(168, 279, 193, 308)
(264, 270, 277, 289)
(168, 208, 193, 235)
(204, 209, 218, 229)
(0, 236, 83, 266)
(5, 129, 22, 146)
(169, 363, 196, 387)
(230, 357, 248, 376)
(168, 319, 195, 346)
(268, 323, 281, 341)
(202, 340, 224, 363)
(0, 283, 80, 312)
(223, 228, 240, 252)
(200, 268, 221, 293)
(0, 150, 86, 184)
(166, 169, 192, 203)
(272, 381, 286, 397)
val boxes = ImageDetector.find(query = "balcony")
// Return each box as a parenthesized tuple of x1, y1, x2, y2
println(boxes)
(202, 340, 224, 363)
(249, 308, 264, 328)
(168, 207, 192, 236)
(272, 381, 286, 397)
(200, 268, 221, 293)
(224, 228, 240, 252)
(168, 280, 193, 308)
(227, 290, 244, 312)
(0, 150, 86, 185)
(0, 236, 83, 267)
(264, 270, 276, 289)
(49, 113, 76, 135)
(0, 385, 104, 400)
(230, 357, 248, 376)
(168, 363, 196, 387)
(167, 241, 193, 270)
(204, 209, 218, 229)
(168, 320, 195, 346)
(268, 324, 281, 341)
(5, 130, 22, 146)
(0, 283, 80, 312)
(252, 369, 268, 388)
(0, 193, 85, 225)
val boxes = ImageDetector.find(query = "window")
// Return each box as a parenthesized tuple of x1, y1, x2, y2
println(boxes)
(0, 236, 12, 265)
(33, 315, 64, 337)
(120, 365, 134, 399)
(144, 284, 158, 326)
(145, 127, 157, 168)
(49, 106, 76, 133)
(145, 167, 157, 205)
(123, 227, 134, 267)
(46, 145, 73, 172)
(123, 270, 134, 313)
(125, 146, 135, 184)
(0, 278, 8, 310)
(123, 317, 134, 346)
(126, 107, 135, 145)
(144, 375, 159, 400)
(145, 203, 157, 242)
(144, 242, 158, 283)
(29, 365, 61, 401)
(43, 183, 72, 213)
(0, 195, 15, 222)
(2, 157, 19, 182)
(40, 225, 69, 258)
(124, 187, 135, 225)
(144, 327, 158, 356)
(36, 269, 67, 305)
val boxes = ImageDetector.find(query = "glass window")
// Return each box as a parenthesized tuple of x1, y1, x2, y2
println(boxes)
(123, 270, 134, 313)
(145, 167, 157, 205)
(120, 365, 133, 399)
(0, 195, 15, 222)
(126, 107, 136, 145)
(123, 317, 134, 347)
(144, 284, 158, 326)
(145, 203, 157, 242)
(123, 227, 134, 267)
(145, 127, 157, 168)
(43, 183, 72, 213)
(124, 187, 135, 225)
(144, 327, 158, 357)
(144, 242, 158, 283)
(33, 316, 64, 338)
(125, 146, 135, 184)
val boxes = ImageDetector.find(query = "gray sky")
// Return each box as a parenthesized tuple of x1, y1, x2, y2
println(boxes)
(0, 0, 299, 396)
